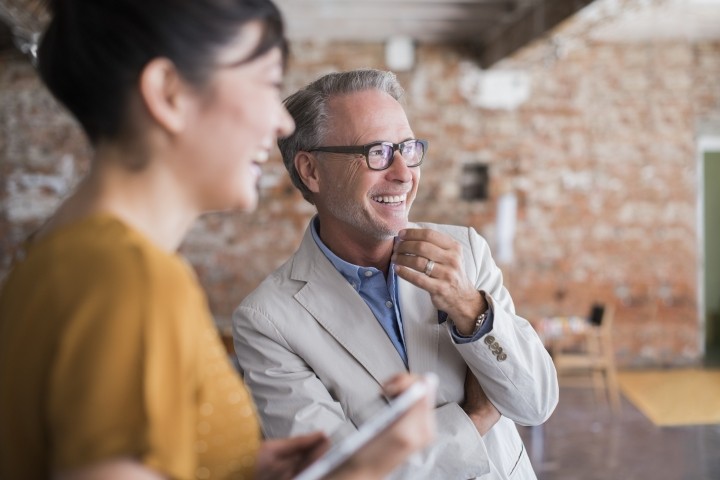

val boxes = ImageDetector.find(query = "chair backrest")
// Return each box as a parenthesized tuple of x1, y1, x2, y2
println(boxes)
(592, 302, 616, 350)
(586, 302, 616, 346)
(588, 303, 605, 326)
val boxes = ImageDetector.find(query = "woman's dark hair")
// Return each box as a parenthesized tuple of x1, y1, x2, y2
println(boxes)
(38, 0, 288, 144)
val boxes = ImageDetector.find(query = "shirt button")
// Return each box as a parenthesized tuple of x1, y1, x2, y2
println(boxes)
(385, 300, 393, 308)
(364, 270, 373, 277)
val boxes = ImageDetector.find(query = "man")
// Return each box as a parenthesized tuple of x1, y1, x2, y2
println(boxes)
(233, 69, 558, 479)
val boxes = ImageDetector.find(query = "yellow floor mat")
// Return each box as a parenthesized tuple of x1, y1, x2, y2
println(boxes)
(617, 369, 720, 427)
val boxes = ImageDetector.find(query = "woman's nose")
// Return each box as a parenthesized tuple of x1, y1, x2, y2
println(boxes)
(277, 105, 295, 138)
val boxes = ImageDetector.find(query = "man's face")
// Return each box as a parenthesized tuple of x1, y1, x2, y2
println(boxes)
(312, 89, 421, 242)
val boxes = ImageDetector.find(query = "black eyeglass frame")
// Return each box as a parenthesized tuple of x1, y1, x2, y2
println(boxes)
(310, 139, 428, 171)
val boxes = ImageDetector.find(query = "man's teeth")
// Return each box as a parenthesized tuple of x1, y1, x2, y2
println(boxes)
(254, 151, 269, 162)
(372, 194, 406, 204)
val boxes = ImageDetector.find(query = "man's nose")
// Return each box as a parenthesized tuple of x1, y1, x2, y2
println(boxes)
(385, 150, 413, 182)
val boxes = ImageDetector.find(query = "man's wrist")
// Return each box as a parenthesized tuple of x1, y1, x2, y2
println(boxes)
(453, 291, 489, 336)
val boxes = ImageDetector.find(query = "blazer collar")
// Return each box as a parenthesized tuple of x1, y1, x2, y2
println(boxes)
(290, 224, 407, 385)
(289, 222, 440, 380)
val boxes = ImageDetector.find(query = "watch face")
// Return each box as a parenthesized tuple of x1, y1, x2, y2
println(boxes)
(474, 312, 487, 332)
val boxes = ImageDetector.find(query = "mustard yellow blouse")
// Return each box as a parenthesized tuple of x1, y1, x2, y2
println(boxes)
(0, 215, 260, 479)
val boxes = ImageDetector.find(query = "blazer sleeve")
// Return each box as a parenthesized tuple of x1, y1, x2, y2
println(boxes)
(234, 303, 495, 479)
(451, 227, 559, 425)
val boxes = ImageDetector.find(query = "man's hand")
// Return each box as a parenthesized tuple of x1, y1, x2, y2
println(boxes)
(461, 369, 501, 436)
(392, 228, 487, 334)
(256, 432, 329, 480)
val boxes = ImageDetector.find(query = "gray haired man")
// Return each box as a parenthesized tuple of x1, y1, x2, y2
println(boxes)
(233, 69, 558, 479)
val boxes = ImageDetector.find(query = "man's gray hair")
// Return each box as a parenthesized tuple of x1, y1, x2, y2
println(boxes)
(278, 69, 405, 203)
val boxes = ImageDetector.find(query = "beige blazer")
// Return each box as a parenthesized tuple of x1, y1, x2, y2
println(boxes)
(233, 221, 558, 479)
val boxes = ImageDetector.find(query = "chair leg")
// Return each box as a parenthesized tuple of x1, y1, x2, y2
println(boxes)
(592, 368, 607, 408)
(605, 363, 622, 414)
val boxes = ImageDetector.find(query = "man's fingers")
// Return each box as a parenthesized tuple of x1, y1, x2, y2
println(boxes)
(393, 263, 437, 289)
(394, 230, 464, 279)
(393, 239, 444, 260)
(392, 253, 443, 278)
(398, 228, 455, 249)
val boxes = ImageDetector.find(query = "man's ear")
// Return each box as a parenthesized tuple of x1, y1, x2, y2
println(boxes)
(138, 58, 190, 134)
(295, 151, 320, 193)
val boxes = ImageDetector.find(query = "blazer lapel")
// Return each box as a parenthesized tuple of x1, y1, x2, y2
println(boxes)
(398, 276, 440, 375)
(291, 226, 407, 386)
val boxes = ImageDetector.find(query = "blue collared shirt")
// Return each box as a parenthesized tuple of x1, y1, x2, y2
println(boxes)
(310, 219, 408, 366)
(311, 218, 493, 363)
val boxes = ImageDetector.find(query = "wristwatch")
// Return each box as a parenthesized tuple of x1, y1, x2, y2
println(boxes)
(473, 310, 488, 334)
(453, 309, 489, 338)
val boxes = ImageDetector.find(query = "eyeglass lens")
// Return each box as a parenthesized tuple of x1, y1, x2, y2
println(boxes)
(368, 140, 425, 170)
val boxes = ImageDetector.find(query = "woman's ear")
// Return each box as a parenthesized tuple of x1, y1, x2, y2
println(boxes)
(138, 58, 190, 134)
(294, 151, 320, 193)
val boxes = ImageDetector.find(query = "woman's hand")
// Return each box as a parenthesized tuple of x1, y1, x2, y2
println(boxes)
(328, 373, 437, 480)
(255, 431, 329, 480)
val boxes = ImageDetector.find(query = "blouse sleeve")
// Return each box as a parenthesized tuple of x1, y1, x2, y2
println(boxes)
(46, 244, 202, 479)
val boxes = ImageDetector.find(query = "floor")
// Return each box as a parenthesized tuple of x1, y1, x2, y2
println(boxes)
(518, 360, 720, 480)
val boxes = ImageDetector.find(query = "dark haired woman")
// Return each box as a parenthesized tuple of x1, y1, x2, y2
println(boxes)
(0, 1, 435, 479)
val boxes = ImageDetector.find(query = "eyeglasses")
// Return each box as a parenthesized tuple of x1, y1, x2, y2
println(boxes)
(310, 139, 428, 171)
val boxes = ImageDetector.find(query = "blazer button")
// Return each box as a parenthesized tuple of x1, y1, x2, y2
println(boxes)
(492, 347, 503, 355)
(484, 336, 495, 345)
(497, 353, 508, 362)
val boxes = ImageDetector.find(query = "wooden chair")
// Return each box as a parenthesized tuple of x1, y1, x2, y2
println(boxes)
(552, 302, 622, 413)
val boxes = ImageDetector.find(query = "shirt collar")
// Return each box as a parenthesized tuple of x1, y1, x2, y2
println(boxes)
(310, 216, 380, 284)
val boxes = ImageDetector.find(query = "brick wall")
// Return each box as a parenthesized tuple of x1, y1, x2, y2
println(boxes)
(1, 11, 718, 367)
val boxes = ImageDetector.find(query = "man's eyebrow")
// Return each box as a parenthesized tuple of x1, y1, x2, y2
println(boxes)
(366, 137, 416, 144)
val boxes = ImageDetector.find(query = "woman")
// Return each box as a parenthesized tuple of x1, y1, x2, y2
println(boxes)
(0, 1, 435, 479)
